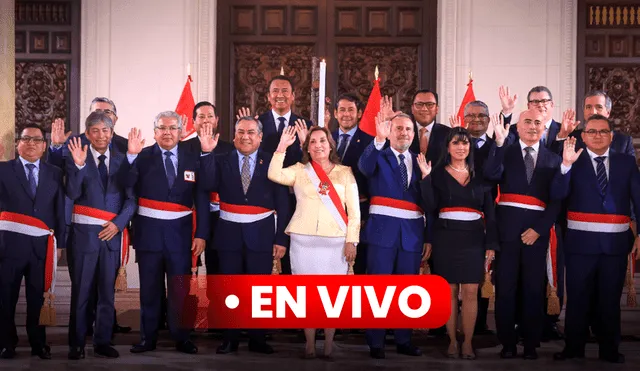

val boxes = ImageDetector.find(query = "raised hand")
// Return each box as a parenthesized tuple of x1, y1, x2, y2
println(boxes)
(276, 126, 296, 153)
(562, 136, 583, 167)
(498, 85, 517, 116)
(236, 107, 256, 120)
(491, 113, 510, 147)
(294, 119, 309, 146)
(198, 123, 219, 153)
(374, 111, 391, 143)
(449, 114, 462, 128)
(67, 136, 88, 166)
(127, 128, 145, 155)
(558, 108, 580, 139)
(417, 153, 432, 178)
(51, 118, 71, 145)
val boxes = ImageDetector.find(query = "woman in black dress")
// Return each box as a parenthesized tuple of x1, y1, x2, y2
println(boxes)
(417, 127, 498, 360)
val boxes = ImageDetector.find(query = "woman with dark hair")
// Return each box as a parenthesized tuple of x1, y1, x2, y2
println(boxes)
(267, 125, 360, 359)
(417, 127, 498, 360)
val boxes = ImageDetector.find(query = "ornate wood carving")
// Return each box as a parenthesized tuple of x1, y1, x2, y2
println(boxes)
(15, 62, 68, 134)
(15, 1, 72, 25)
(588, 4, 640, 28)
(587, 66, 640, 136)
(337, 45, 418, 113)
(234, 44, 314, 119)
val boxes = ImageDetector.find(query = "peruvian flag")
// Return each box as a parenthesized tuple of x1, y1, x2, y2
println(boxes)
(359, 76, 382, 137)
(456, 77, 476, 128)
(176, 75, 196, 140)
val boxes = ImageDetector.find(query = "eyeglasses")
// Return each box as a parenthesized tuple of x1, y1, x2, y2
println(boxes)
(95, 109, 115, 116)
(413, 102, 437, 110)
(584, 129, 612, 136)
(19, 136, 45, 144)
(464, 114, 489, 121)
(528, 99, 552, 105)
(155, 126, 180, 132)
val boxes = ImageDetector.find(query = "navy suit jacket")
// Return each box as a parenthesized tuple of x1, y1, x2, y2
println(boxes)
(0, 159, 66, 260)
(48, 132, 128, 169)
(551, 129, 635, 158)
(358, 142, 425, 252)
(65, 149, 136, 253)
(473, 136, 498, 200)
(201, 150, 290, 252)
(121, 143, 209, 253)
(554, 151, 640, 255)
(483, 141, 564, 242)
(258, 111, 312, 167)
(410, 121, 451, 166)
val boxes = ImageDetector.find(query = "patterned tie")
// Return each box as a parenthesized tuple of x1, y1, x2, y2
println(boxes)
(98, 154, 108, 191)
(594, 156, 608, 195)
(398, 154, 408, 190)
(241, 155, 251, 194)
(524, 147, 535, 184)
(277, 117, 286, 136)
(337, 133, 349, 160)
(25, 163, 37, 198)
(419, 127, 429, 154)
(164, 151, 176, 189)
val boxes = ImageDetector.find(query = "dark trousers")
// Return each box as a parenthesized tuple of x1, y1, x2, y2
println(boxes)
(365, 241, 421, 349)
(217, 245, 272, 343)
(495, 238, 547, 349)
(0, 253, 46, 351)
(476, 293, 490, 330)
(137, 249, 191, 344)
(564, 253, 627, 356)
(68, 244, 119, 347)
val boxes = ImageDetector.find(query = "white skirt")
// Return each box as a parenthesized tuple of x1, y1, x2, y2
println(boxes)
(289, 233, 348, 275)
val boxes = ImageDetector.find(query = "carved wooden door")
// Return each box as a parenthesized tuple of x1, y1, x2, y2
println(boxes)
(216, 0, 437, 139)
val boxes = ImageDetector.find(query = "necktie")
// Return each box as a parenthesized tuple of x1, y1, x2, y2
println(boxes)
(524, 147, 535, 184)
(594, 156, 608, 195)
(475, 138, 484, 149)
(277, 117, 286, 136)
(241, 155, 251, 194)
(25, 163, 37, 198)
(398, 154, 408, 190)
(98, 154, 108, 191)
(419, 127, 429, 154)
(541, 127, 549, 146)
(164, 151, 176, 189)
(337, 134, 350, 160)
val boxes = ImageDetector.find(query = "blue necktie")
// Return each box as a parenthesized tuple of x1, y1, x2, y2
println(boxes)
(98, 154, 108, 191)
(398, 154, 408, 190)
(25, 163, 37, 198)
(164, 151, 176, 189)
(277, 117, 286, 136)
(337, 134, 349, 160)
(595, 156, 608, 196)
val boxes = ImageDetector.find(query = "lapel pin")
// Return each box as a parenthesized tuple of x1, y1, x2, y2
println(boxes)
(259, 159, 264, 165)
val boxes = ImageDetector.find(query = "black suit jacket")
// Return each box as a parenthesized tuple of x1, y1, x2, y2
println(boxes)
(258, 111, 312, 167)
(551, 129, 635, 157)
(473, 136, 498, 200)
(410, 121, 451, 167)
(182, 136, 234, 156)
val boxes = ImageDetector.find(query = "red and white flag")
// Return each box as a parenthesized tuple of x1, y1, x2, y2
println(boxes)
(176, 75, 196, 140)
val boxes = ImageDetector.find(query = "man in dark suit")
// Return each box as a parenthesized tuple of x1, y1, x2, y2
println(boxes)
(552, 115, 640, 364)
(409, 89, 451, 165)
(65, 112, 136, 359)
(200, 117, 290, 354)
(331, 93, 374, 274)
(0, 124, 65, 360)
(483, 109, 565, 360)
(358, 112, 427, 359)
(123, 111, 209, 355)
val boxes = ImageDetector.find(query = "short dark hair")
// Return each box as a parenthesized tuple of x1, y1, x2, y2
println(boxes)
(20, 123, 46, 139)
(335, 93, 362, 111)
(527, 86, 553, 102)
(267, 75, 295, 92)
(437, 127, 475, 178)
(585, 114, 613, 131)
(193, 101, 217, 119)
(411, 89, 439, 105)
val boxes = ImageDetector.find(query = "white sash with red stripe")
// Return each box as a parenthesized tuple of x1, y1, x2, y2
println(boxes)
(137, 198, 193, 220)
(439, 207, 483, 221)
(0, 212, 58, 294)
(369, 196, 424, 220)
(219, 202, 275, 223)
(72, 205, 130, 268)
(497, 193, 546, 211)
(304, 162, 348, 233)
(567, 211, 630, 233)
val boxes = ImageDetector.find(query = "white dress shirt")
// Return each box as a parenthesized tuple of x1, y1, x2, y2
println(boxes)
(519, 140, 540, 167)
(271, 109, 292, 131)
(586, 148, 610, 178)
(77, 146, 110, 172)
(373, 139, 413, 185)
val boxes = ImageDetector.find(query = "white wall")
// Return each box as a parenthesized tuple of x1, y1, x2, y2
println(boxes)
(437, 0, 577, 123)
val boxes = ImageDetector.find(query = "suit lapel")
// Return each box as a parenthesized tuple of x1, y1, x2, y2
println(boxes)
(152, 144, 171, 193)
(33, 163, 49, 205)
(12, 159, 34, 200)
(174, 145, 187, 192)
(246, 151, 264, 195)
(85, 151, 105, 194)
(228, 150, 243, 191)
(508, 144, 530, 189)
(383, 148, 404, 189)
(109, 150, 124, 189)
(545, 120, 560, 148)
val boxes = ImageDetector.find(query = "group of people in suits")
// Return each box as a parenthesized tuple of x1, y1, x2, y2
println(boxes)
(0, 74, 637, 365)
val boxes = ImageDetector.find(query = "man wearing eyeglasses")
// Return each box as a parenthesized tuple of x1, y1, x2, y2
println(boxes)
(409, 89, 451, 165)
(0, 124, 65, 360)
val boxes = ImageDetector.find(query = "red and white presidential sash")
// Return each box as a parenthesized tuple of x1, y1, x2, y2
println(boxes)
(497, 193, 546, 211)
(72, 205, 130, 268)
(0, 212, 58, 295)
(210, 192, 220, 212)
(439, 207, 483, 221)
(219, 202, 275, 224)
(137, 198, 193, 220)
(305, 161, 348, 233)
(567, 211, 630, 233)
(369, 196, 424, 220)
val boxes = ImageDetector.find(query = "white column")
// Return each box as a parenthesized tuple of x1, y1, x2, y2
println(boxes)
(0, 0, 15, 160)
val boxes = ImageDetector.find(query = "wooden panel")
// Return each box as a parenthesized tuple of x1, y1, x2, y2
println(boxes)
(587, 65, 640, 136)
(15, 1, 72, 25)
(15, 31, 26, 53)
(398, 7, 421, 36)
(366, 8, 391, 36)
(262, 6, 286, 35)
(234, 44, 314, 119)
(588, 4, 640, 28)
(336, 7, 361, 36)
(52, 31, 71, 53)
(634, 36, 640, 57)
(231, 6, 256, 35)
(29, 31, 50, 53)
(292, 7, 317, 35)
(585, 34, 606, 57)
(337, 45, 418, 113)
(609, 35, 630, 57)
